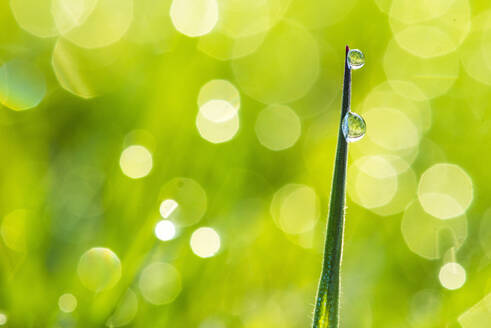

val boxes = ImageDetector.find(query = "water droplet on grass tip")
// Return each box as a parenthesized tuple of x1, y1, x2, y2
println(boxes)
(348, 49, 365, 70)
(342, 112, 366, 142)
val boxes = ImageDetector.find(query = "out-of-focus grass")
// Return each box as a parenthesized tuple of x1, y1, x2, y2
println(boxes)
(0, 0, 491, 327)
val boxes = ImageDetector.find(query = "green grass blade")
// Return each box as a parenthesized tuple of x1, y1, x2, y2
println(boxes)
(312, 46, 352, 328)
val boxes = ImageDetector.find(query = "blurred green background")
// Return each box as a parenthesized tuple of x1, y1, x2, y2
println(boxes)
(1, 0, 491, 327)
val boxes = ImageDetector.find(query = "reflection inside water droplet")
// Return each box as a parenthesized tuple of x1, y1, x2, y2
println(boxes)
(342, 111, 366, 142)
(348, 49, 365, 70)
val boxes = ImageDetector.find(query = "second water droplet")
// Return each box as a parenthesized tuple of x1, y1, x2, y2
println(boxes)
(342, 111, 366, 142)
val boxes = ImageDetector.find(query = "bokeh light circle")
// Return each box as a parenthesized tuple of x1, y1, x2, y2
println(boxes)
(460, 10, 491, 86)
(362, 81, 432, 133)
(51, 0, 98, 35)
(198, 79, 240, 111)
(479, 14, 491, 78)
(270, 184, 320, 234)
(199, 317, 227, 328)
(196, 109, 239, 143)
(0, 313, 7, 326)
(190, 227, 221, 258)
(0, 60, 46, 111)
(255, 105, 302, 151)
(348, 156, 398, 209)
(139, 262, 182, 305)
(232, 21, 319, 104)
(56, 0, 133, 48)
(77, 247, 122, 292)
(159, 178, 207, 226)
(170, 0, 218, 37)
(159, 199, 178, 219)
(364, 108, 420, 151)
(119, 145, 153, 179)
(409, 289, 441, 325)
(287, 0, 358, 29)
(198, 32, 266, 61)
(217, 0, 290, 38)
(401, 201, 467, 260)
(199, 100, 238, 123)
(58, 293, 77, 313)
(388, 0, 454, 24)
(127, 0, 178, 52)
(1, 209, 29, 252)
(155, 220, 176, 241)
(369, 158, 417, 217)
(51, 39, 123, 99)
(10, 0, 58, 37)
(389, 0, 471, 58)
(439, 262, 466, 290)
(383, 39, 459, 100)
(418, 163, 473, 220)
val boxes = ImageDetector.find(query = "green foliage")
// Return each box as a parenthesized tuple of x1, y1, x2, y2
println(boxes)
(312, 46, 352, 328)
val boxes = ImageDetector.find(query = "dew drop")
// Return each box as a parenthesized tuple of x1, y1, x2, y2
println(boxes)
(342, 111, 366, 142)
(347, 49, 365, 70)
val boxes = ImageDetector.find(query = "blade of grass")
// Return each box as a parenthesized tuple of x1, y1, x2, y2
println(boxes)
(312, 45, 351, 328)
